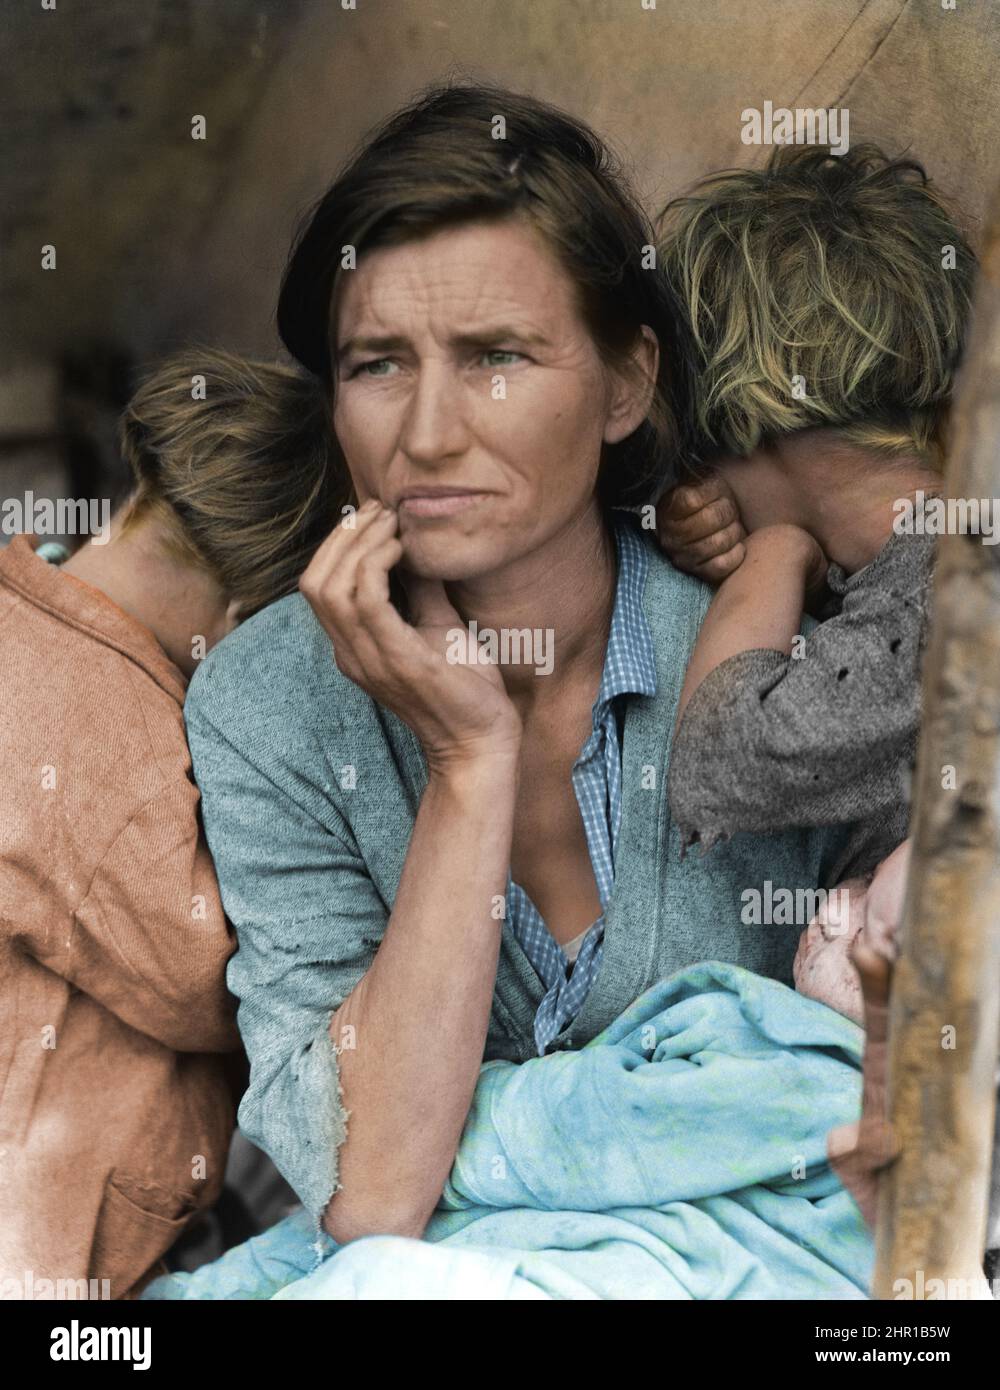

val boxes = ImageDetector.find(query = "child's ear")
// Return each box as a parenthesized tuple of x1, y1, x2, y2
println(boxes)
(603, 325, 659, 446)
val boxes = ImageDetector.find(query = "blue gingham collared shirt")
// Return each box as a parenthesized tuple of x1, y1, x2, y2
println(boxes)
(507, 511, 657, 1055)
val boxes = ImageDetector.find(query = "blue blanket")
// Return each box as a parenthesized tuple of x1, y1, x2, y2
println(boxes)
(143, 962, 873, 1300)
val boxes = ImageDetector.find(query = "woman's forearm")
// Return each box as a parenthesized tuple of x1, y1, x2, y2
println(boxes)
(322, 752, 518, 1244)
(675, 525, 818, 723)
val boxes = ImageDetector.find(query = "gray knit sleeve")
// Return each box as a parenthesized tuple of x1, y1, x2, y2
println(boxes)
(668, 531, 934, 852)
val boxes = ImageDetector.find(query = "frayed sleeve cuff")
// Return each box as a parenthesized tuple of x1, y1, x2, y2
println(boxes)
(238, 1009, 350, 1230)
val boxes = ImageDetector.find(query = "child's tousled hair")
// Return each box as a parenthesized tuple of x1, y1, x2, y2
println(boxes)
(118, 348, 344, 618)
(655, 142, 976, 474)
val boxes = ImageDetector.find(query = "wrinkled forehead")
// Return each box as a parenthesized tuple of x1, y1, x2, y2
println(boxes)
(330, 217, 582, 351)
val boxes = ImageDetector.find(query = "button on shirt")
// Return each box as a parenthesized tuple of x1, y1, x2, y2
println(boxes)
(507, 512, 657, 1055)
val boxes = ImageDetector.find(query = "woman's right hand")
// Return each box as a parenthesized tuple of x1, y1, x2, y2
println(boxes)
(299, 501, 522, 773)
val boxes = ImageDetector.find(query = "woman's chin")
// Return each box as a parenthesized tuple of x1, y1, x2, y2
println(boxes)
(398, 532, 502, 582)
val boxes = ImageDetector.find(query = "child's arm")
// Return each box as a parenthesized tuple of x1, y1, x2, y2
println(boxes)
(28, 772, 242, 1054)
(675, 524, 826, 724)
(667, 524, 932, 851)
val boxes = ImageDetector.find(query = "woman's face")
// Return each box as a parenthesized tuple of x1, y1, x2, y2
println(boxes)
(331, 216, 655, 581)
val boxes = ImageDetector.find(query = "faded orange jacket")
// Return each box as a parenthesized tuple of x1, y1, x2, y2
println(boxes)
(0, 534, 241, 1299)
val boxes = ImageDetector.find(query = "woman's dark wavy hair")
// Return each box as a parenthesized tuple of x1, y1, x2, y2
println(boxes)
(277, 81, 692, 507)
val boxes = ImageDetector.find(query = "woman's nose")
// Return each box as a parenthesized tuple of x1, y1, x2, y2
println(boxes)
(398, 363, 471, 466)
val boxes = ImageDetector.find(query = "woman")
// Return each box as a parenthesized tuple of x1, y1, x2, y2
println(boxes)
(183, 83, 888, 1248)
(0, 349, 339, 1298)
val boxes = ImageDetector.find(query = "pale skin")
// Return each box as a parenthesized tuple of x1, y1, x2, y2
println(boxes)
(793, 842, 909, 1031)
(806, 842, 992, 1293)
(299, 215, 657, 1243)
(788, 844, 904, 1234)
(58, 505, 240, 678)
(823, 847, 994, 1293)
(656, 432, 943, 724)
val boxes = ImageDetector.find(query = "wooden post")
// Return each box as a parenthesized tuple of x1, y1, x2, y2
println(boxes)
(871, 189, 1000, 1299)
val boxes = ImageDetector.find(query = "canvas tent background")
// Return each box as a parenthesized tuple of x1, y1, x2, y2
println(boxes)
(5, 0, 1000, 528)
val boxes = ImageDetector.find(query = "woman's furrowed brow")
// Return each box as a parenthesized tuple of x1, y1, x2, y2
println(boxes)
(336, 333, 409, 362)
(337, 324, 552, 360)
(450, 324, 552, 349)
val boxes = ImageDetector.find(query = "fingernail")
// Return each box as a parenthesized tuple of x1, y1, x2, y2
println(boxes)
(360, 498, 379, 512)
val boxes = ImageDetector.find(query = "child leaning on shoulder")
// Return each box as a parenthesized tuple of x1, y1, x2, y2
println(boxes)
(0, 348, 343, 1299)
(654, 142, 975, 883)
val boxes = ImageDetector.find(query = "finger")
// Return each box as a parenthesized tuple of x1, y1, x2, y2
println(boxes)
(300, 500, 391, 593)
(304, 507, 400, 614)
(660, 496, 741, 547)
(354, 534, 406, 620)
(349, 536, 435, 676)
(315, 543, 432, 696)
(676, 541, 745, 584)
(657, 478, 726, 522)
(673, 519, 746, 566)
(352, 548, 451, 678)
(817, 878, 868, 942)
(300, 511, 400, 673)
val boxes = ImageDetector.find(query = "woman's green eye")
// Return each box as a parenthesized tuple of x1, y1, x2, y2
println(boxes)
(483, 349, 523, 367)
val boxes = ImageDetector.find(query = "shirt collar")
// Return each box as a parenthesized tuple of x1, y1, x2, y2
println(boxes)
(0, 533, 188, 705)
(593, 510, 657, 717)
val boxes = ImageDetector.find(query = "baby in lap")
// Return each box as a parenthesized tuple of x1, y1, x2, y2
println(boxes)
(793, 842, 907, 1028)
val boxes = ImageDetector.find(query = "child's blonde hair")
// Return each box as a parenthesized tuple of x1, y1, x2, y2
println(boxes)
(119, 348, 345, 617)
(656, 143, 976, 473)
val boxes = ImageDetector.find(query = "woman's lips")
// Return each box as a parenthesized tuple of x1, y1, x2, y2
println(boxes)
(397, 491, 488, 518)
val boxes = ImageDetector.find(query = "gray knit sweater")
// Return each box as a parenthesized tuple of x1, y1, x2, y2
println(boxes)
(668, 527, 936, 879)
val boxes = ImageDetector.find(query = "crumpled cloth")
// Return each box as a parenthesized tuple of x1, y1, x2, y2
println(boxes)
(142, 961, 872, 1300)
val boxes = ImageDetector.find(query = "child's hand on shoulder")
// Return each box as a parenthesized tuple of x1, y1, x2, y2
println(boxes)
(655, 473, 747, 583)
